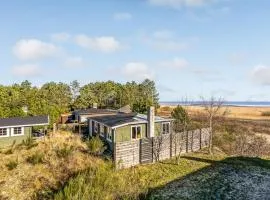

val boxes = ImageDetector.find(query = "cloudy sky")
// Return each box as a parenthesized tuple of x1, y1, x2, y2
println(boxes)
(0, 0, 270, 101)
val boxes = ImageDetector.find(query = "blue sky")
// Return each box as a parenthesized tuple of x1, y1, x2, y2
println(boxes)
(1, 0, 270, 101)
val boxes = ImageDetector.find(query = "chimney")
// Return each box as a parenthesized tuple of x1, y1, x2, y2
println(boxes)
(93, 103, 98, 109)
(147, 106, 155, 138)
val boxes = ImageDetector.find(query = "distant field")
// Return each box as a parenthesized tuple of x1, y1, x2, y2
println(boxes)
(158, 105, 270, 120)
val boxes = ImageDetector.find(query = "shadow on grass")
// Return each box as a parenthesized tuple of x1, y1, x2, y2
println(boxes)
(145, 156, 270, 200)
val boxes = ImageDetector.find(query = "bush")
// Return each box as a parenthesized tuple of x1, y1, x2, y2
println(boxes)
(22, 136, 38, 149)
(27, 152, 44, 165)
(261, 111, 270, 116)
(86, 136, 105, 155)
(55, 144, 74, 158)
(6, 159, 18, 170)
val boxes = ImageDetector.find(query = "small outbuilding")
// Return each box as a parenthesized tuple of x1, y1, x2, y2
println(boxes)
(0, 115, 49, 148)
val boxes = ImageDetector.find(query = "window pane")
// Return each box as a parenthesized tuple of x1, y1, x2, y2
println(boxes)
(137, 127, 141, 138)
(14, 127, 22, 135)
(0, 128, 7, 136)
(166, 124, 170, 133)
(132, 127, 136, 139)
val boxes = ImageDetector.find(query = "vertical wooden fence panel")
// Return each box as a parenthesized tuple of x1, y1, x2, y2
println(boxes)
(114, 128, 210, 169)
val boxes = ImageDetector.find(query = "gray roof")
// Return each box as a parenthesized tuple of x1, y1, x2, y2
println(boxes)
(73, 108, 117, 115)
(90, 113, 172, 127)
(0, 115, 49, 127)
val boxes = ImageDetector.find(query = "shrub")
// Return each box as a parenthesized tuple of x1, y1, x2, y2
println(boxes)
(27, 152, 44, 165)
(55, 144, 74, 158)
(86, 136, 105, 155)
(22, 136, 37, 149)
(6, 158, 18, 170)
(261, 111, 270, 116)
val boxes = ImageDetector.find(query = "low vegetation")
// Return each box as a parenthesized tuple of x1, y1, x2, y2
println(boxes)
(54, 150, 226, 200)
(26, 152, 44, 165)
(5, 158, 18, 170)
(0, 131, 102, 200)
(261, 111, 270, 116)
(86, 136, 105, 155)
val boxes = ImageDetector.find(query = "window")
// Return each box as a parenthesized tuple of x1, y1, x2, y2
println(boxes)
(0, 128, 8, 137)
(12, 127, 23, 136)
(100, 125, 104, 137)
(131, 126, 142, 140)
(107, 127, 113, 142)
(94, 122, 98, 133)
(162, 123, 170, 134)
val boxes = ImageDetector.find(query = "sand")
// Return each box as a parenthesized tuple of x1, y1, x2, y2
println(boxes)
(159, 105, 270, 120)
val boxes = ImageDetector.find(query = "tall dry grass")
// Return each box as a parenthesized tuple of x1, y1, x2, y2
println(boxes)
(0, 131, 103, 200)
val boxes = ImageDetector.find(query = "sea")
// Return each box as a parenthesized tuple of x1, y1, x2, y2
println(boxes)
(160, 101, 270, 107)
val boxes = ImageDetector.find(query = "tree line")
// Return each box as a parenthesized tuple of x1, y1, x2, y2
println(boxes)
(0, 79, 159, 125)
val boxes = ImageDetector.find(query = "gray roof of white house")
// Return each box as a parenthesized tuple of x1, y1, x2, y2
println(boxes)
(0, 115, 49, 127)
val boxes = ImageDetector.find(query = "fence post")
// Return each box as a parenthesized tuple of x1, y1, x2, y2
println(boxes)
(191, 131, 194, 152)
(199, 129, 202, 149)
(186, 131, 188, 153)
(170, 133, 173, 158)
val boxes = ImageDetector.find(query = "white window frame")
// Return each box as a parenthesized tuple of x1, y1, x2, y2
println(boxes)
(131, 125, 142, 140)
(162, 122, 170, 135)
(106, 127, 112, 142)
(11, 127, 24, 137)
(0, 128, 9, 138)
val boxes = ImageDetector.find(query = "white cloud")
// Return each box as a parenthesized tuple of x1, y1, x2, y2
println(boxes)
(122, 62, 154, 81)
(113, 12, 132, 20)
(12, 64, 41, 77)
(148, 0, 212, 9)
(13, 39, 60, 61)
(159, 57, 189, 69)
(75, 34, 121, 52)
(251, 65, 270, 85)
(51, 32, 70, 42)
(64, 56, 85, 68)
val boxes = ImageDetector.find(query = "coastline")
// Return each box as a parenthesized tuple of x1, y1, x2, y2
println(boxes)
(159, 102, 270, 108)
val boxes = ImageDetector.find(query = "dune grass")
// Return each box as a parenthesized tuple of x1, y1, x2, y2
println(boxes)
(0, 131, 102, 200)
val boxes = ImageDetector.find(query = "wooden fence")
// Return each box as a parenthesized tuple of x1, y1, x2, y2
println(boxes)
(114, 128, 210, 169)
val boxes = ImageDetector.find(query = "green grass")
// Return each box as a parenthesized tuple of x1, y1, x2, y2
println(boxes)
(26, 152, 45, 165)
(55, 144, 74, 159)
(6, 158, 18, 170)
(53, 152, 225, 200)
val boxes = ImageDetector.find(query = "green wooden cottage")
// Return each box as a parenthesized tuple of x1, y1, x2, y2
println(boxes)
(0, 115, 49, 148)
(88, 107, 172, 151)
